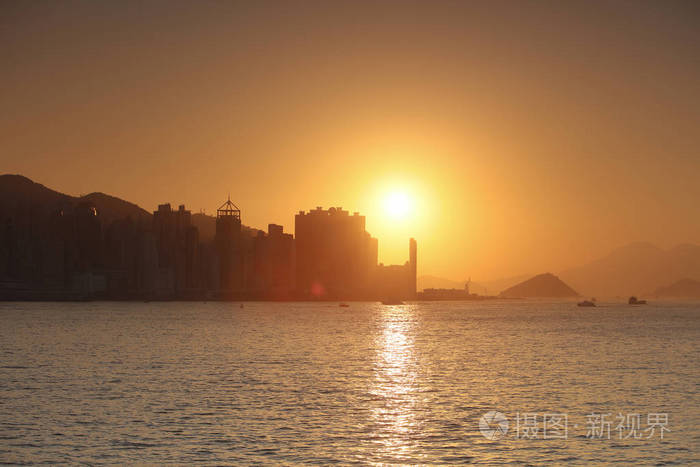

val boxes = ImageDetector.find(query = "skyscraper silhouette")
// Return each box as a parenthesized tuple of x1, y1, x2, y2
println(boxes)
(215, 197, 243, 296)
(295, 207, 377, 299)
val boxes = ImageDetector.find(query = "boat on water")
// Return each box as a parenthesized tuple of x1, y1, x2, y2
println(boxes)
(628, 296, 647, 305)
(578, 300, 596, 307)
(338, 303, 350, 308)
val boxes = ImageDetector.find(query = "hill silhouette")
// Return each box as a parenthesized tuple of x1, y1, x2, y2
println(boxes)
(81, 192, 150, 224)
(499, 273, 579, 298)
(0, 174, 261, 236)
(559, 242, 700, 298)
(0, 174, 149, 225)
(0, 174, 71, 214)
(651, 278, 700, 298)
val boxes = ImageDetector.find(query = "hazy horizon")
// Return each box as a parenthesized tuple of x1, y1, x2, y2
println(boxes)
(3, 1, 699, 281)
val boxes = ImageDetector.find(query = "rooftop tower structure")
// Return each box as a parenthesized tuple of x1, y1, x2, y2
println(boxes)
(216, 196, 243, 295)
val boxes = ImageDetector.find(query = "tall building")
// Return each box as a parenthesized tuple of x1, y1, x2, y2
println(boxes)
(215, 197, 243, 296)
(295, 207, 376, 299)
(50, 202, 105, 295)
(152, 203, 199, 296)
(74, 202, 102, 273)
(409, 237, 417, 298)
(250, 223, 295, 299)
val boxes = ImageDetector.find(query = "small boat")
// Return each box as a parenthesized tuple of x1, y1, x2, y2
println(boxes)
(628, 296, 647, 305)
(339, 303, 350, 308)
(577, 300, 596, 307)
(381, 300, 404, 305)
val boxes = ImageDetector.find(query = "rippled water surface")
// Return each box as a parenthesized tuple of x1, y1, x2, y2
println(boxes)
(1, 300, 699, 464)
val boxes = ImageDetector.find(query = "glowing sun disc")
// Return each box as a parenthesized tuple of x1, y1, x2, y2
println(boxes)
(384, 191, 412, 219)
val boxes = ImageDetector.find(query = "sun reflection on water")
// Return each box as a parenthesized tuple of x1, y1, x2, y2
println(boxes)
(369, 305, 423, 461)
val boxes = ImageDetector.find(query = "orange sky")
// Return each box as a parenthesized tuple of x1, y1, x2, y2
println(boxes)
(2, 1, 699, 281)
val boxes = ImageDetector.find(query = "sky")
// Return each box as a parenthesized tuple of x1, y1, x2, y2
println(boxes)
(2, 0, 699, 281)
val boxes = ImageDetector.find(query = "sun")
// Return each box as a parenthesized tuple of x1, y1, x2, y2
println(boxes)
(383, 191, 412, 219)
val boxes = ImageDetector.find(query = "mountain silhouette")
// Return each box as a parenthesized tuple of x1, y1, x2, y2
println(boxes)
(651, 278, 700, 298)
(0, 174, 71, 214)
(499, 273, 579, 298)
(0, 174, 261, 236)
(80, 192, 150, 224)
(0, 174, 149, 225)
(559, 242, 700, 298)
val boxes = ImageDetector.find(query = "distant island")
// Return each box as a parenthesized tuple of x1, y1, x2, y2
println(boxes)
(559, 242, 700, 299)
(499, 273, 579, 298)
(651, 278, 700, 299)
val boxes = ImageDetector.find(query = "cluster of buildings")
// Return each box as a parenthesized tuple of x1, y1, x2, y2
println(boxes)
(0, 197, 416, 301)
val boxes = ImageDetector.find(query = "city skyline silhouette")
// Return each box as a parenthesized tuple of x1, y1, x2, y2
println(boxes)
(0, 174, 418, 301)
(3, 1, 699, 282)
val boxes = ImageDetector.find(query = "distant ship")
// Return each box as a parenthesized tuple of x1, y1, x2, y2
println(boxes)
(628, 296, 647, 305)
(338, 303, 350, 308)
(578, 299, 596, 307)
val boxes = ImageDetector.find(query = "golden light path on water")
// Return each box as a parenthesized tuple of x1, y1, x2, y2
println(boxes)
(369, 305, 422, 462)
